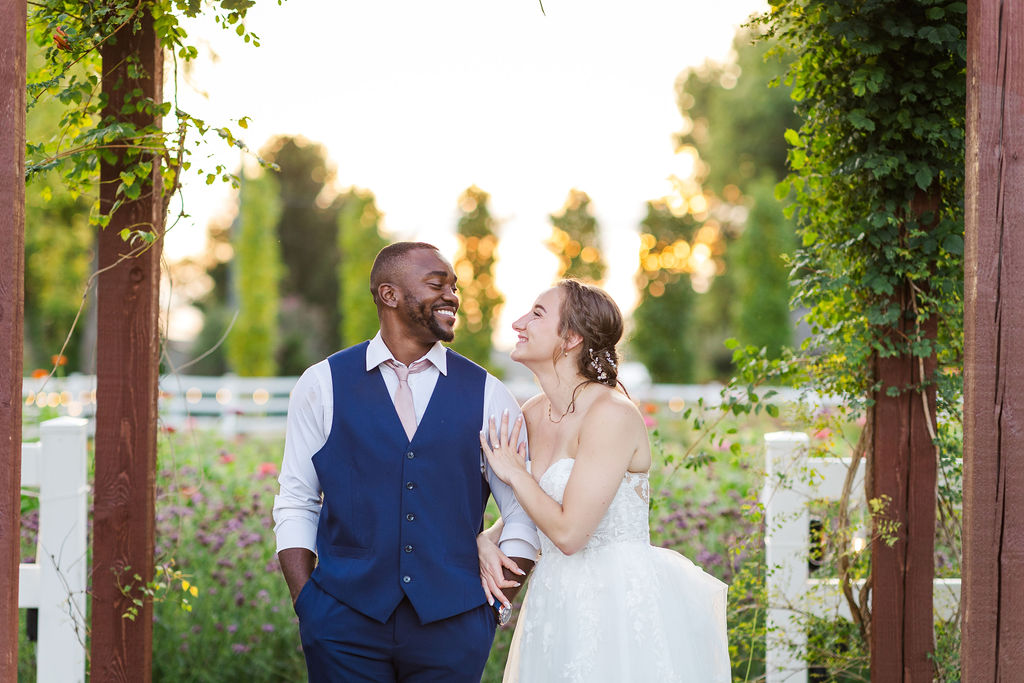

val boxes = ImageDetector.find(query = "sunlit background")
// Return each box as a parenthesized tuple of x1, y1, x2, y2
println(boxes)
(163, 0, 767, 349)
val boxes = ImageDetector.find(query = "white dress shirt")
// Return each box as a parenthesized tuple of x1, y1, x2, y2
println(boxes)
(273, 332, 540, 560)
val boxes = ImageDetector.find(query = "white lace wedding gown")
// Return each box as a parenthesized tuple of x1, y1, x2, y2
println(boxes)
(503, 458, 731, 682)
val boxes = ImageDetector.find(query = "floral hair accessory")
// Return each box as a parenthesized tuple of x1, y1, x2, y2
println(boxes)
(588, 348, 609, 382)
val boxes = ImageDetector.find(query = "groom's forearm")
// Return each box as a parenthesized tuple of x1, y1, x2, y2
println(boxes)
(502, 557, 535, 603)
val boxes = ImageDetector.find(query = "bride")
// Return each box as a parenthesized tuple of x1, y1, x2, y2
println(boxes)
(478, 279, 731, 682)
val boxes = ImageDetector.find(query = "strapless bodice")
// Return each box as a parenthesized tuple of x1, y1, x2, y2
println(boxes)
(536, 458, 650, 557)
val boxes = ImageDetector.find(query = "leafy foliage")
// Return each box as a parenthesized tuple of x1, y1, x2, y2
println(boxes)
(22, 42, 95, 375)
(338, 188, 387, 347)
(26, 0, 279, 234)
(226, 171, 282, 376)
(759, 0, 966, 401)
(452, 186, 504, 372)
(750, 0, 966, 671)
(547, 189, 606, 283)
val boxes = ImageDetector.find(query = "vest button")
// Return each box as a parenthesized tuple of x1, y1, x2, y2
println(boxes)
(406, 513, 415, 522)
(406, 481, 415, 490)
(406, 451, 415, 459)
(404, 545, 414, 553)
(403, 575, 412, 583)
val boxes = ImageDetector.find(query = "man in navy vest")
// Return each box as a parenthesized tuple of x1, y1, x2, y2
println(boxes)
(273, 242, 539, 681)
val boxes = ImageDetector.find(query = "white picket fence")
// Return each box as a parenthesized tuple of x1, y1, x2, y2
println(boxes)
(762, 432, 961, 682)
(23, 373, 840, 437)
(19, 417, 89, 683)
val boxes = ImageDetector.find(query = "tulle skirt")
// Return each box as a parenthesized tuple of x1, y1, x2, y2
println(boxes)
(503, 542, 730, 683)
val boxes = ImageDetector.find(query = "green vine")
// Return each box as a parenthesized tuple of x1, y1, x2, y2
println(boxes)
(756, 0, 965, 402)
(26, 0, 282, 240)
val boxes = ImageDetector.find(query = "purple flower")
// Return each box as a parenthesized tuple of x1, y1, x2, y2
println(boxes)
(227, 624, 238, 634)
(231, 644, 250, 654)
(261, 623, 275, 633)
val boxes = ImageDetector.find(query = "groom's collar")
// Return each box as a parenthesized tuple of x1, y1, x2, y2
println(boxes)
(365, 331, 448, 376)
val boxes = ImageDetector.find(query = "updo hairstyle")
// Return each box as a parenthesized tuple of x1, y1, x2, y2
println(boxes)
(555, 279, 623, 388)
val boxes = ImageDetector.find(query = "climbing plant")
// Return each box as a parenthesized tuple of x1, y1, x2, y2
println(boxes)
(26, 0, 279, 245)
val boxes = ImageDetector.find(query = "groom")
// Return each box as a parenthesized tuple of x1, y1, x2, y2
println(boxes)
(273, 242, 538, 682)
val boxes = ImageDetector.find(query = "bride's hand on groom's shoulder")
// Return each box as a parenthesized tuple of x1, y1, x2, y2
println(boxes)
(480, 410, 527, 485)
(477, 533, 521, 612)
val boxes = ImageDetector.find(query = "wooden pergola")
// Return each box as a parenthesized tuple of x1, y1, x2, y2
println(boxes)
(0, 1, 1020, 680)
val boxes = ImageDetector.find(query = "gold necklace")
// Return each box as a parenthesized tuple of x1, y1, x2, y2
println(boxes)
(547, 384, 588, 423)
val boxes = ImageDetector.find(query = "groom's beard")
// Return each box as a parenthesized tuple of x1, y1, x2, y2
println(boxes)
(402, 293, 456, 343)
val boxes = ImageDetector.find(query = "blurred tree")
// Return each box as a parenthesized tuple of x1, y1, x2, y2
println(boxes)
(674, 29, 799, 363)
(22, 44, 94, 374)
(226, 171, 282, 376)
(631, 200, 700, 383)
(731, 177, 796, 359)
(24, 173, 93, 373)
(338, 188, 387, 347)
(547, 189, 606, 283)
(187, 220, 232, 375)
(676, 29, 799, 189)
(261, 135, 343, 366)
(451, 186, 503, 372)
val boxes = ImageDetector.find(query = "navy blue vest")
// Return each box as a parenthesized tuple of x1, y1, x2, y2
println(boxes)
(309, 342, 490, 624)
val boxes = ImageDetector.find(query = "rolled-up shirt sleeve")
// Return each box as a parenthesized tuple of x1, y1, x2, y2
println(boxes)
(483, 375, 540, 561)
(273, 363, 330, 555)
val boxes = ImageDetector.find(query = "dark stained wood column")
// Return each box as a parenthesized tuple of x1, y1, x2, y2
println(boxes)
(0, 2, 27, 679)
(869, 282, 938, 682)
(90, 13, 163, 681)
(963, 0, 1024, 677)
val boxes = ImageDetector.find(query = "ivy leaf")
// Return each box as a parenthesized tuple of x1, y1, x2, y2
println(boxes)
(774, 180, 791, 201)
(914, 166, 934, 190)
(942, 233, 964, 256)
(848, 109, 876, 131)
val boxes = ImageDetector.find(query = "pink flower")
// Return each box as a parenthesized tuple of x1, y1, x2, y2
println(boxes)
(257, 462, 279, 478)
(643, 415, 657, 429)
(219, 451, 236, 465)
(813, 428, 832, 440)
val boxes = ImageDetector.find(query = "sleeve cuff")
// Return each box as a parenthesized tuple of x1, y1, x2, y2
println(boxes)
(273, 518, 319, 556)
(499, 521, 541, 561)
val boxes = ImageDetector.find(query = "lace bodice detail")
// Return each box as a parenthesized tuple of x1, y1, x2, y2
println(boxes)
(537, 458, 650, 557)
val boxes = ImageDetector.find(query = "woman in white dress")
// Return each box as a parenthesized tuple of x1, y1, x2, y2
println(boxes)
(477, 279, 731, 682)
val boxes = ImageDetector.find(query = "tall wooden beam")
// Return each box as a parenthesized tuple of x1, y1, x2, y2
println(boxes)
(0, 2, 27, 679)
(90, 12, 163, 681)
(963, 0, 1024, 677)
(869, 283, 938, 682)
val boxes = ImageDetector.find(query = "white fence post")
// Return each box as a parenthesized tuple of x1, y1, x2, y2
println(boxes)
(19, 417, 89, 683)
(763, 431, 810, 683)
(762, 431, 960, 680)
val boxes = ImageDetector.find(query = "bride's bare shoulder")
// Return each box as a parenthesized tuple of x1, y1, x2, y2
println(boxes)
(585, 387, 644, 427)
(521, 393, 546, 417)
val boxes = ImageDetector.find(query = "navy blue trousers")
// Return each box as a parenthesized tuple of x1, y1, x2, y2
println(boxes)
(295, 579, 496, 682)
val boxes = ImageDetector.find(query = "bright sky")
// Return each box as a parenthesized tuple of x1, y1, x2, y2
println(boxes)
(168, 0, 767, 347)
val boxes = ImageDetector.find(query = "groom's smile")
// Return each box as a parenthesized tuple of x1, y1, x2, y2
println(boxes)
(396, 248, 461, 344)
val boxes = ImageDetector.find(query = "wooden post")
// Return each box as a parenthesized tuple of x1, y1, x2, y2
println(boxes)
(869, 191, 939, 682)
(0, 2, 27, 679)
(963, 0, 1024, 677)
(90, 12, 163, 681)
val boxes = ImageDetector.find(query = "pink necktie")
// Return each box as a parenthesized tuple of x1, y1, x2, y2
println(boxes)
(385, 359, 431, 439)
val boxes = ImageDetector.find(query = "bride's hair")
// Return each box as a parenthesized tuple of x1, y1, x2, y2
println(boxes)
(556, 279, 623, 389)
